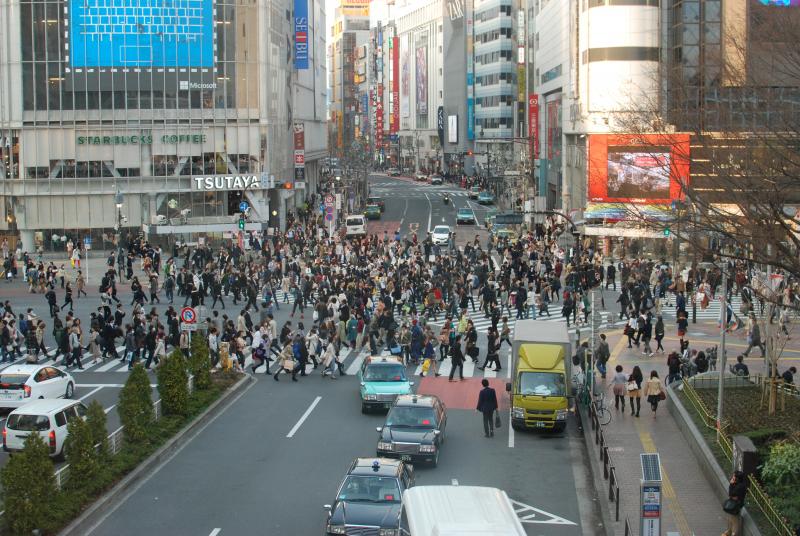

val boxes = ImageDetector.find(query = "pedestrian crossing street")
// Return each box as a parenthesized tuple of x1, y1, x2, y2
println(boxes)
(369, 186, 473, 199)
(644, 294, 746, 322)
(0, 340, 515, 380)
(426, 307, 626, 337)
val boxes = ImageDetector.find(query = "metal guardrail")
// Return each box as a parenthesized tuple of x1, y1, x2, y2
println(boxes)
(624, 516, 634, 536)
(680, 380, 794, 536)
(588, 401, 622, 523)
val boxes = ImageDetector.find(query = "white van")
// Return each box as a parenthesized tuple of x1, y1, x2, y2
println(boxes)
(3, 399, 88, 459)
(345, 214, 367, 238)
(400, 485, 526, 536)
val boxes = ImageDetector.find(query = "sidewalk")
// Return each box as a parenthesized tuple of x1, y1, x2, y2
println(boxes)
(587, 327, 735, 536)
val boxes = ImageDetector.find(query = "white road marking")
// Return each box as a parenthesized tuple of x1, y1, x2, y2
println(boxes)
(209, 529, 222, 536)
(425, 192, 432, 232)
(345, 348, 369, 376)
(286, 396, 322, 438)
(509, 499, 577, 525)
(76, 383, 157, 388)
(104, 404, 116, 414)
(78, 386, 104, 401)
(451, 479, 459, 486)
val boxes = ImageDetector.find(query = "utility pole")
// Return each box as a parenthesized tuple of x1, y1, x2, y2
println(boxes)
(716, 267, 727, 435)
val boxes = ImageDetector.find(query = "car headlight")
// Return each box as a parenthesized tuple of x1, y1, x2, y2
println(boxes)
(555, 409, 568, 420)
(327, 524, 346, 534)
(512, 406, 524, 419)
(419, 444, 436, 453)
(379, 529, 399, 536)
(377, 441, 393, 451)
(364, 394, 377, 401)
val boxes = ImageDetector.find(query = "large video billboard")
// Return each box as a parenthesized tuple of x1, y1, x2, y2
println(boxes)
(588, 134, 690, 204)
(65, 0, 218, 90)
(415, 39, 428, 116)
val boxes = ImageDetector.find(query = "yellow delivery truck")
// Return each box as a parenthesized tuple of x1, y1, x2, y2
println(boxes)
(507, 320, 573, 432)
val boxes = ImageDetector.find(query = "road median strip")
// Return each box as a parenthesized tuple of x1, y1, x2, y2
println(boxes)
(57, 373, 255, 536)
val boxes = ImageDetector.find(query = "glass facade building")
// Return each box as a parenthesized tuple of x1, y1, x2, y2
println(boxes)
(0, 0, 307, 252)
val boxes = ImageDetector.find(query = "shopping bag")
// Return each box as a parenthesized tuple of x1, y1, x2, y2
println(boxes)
(421, 359, 431, 373)
(494, 410, 502, 429)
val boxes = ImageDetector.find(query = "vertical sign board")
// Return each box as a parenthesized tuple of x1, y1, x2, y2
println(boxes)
(641, 484, 661, 536)
(391, 36, 400, 134)
(294, 0, 309, 69)
(465, 0, 474, 140)
(293, 122, 305, 182)
(437, 106, 445, 146)
(376, 84, 384, 150)
(529, 94, 539, 159)
(448, 115, 458, 144)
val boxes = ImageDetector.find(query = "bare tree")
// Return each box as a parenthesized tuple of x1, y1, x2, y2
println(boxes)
(608, 6, 800, 414)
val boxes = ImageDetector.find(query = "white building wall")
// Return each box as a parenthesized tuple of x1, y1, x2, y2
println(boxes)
(395, 0, 444, 171)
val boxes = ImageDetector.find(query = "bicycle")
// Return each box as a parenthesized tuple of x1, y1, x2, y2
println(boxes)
(593, 391, 612, 426)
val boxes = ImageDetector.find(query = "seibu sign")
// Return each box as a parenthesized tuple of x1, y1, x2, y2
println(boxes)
(194, 175, 263, 191)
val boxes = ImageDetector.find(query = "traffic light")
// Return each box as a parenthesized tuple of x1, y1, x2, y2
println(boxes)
(663, 227, 671, 237)
(283, 181, 293, 189)
(466, 150, 473, 156)
(238, 213, 245, 230)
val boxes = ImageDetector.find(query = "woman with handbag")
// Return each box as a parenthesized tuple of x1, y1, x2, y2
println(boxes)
(610, 365, 627, 411)
(642, 370, 665, 418)
(723, 471, 748, 536)
(273, 341, 297, 382)
(628, 366, 643, 417)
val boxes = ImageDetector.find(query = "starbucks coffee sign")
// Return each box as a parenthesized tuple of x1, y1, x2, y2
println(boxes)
(77, 133, 208, 145)
(193, 175, 263, 190)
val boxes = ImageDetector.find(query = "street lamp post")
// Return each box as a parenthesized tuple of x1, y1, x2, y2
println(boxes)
(114, 190, 124, 250)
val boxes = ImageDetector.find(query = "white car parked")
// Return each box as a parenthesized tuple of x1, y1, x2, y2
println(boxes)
(431, 225, 451, 246)
(3, 399, 87, 458)
(0, 365, 76, 409)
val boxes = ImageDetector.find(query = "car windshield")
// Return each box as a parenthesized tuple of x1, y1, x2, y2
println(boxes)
(364, 364, 407, 382)
(433, 226, 449, 234)
(338, 475, 401, 503)
(519, 372, 566, 397)
(0, 374, 29, 388)
(386, 406, 437, 428)
(6, 414, 50, 432)
(368, 198, 381, 204)
(347, 218, 363, 226)
(458, 209, 471, 215)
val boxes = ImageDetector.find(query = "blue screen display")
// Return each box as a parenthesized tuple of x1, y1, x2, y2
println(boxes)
(69, 0, 215, 68)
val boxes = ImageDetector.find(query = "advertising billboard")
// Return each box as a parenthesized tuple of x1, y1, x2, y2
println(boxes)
(528, 94, 539, 159)
(391, 36, 399, 133)
(294, 0, 309, 70)
(415, 40, 428, 116)
(588, 134, 691, 204)
(65, 0, 219, 90)
(400, 35, 410, 118)
(341, 0, 370, 17)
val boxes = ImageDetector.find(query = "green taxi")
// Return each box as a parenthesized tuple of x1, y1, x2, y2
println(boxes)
(365, 204, 382, 220)
(358, 355, 413, 413)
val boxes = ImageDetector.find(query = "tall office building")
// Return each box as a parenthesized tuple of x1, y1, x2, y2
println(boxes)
(327, 0, 370, 157)
(0, 0, 327, 252)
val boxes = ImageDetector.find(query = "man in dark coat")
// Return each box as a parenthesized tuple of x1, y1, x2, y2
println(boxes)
(476, 378, 499, 437)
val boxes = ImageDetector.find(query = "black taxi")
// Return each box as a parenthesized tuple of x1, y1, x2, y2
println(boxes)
(376, 394, 447, 467)
(324, 457, 414, 536)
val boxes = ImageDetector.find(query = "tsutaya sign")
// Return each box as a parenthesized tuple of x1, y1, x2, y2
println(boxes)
(193, 175, 263, 190)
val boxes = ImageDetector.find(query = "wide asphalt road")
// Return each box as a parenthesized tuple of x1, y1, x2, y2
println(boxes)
(84, 176, 602, 536)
